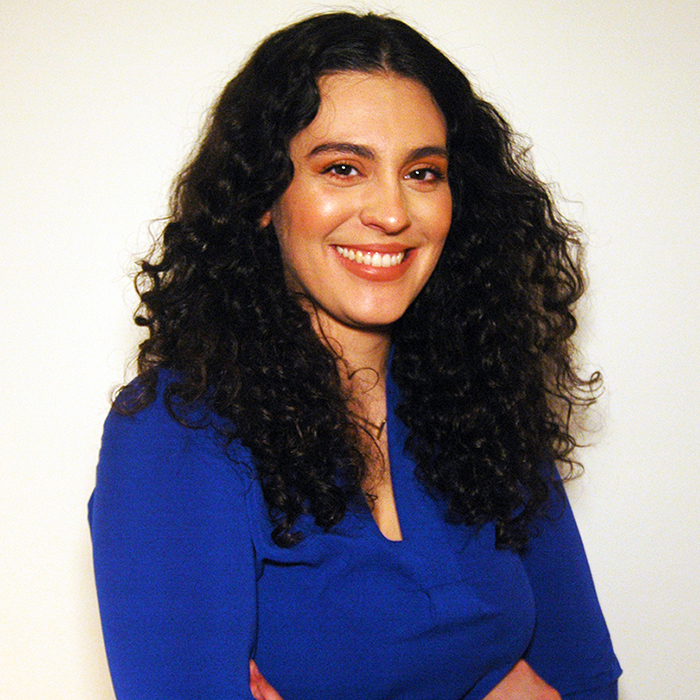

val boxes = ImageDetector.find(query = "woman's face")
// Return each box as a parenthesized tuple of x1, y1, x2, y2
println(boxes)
(265, 71, 452, 337)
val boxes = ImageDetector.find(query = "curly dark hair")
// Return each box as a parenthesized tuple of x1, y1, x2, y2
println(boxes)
(121, 11, 600, 550)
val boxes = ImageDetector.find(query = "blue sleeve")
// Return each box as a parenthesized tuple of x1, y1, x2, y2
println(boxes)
(89, 398, 257, 699)
(520, 484, 622, 700)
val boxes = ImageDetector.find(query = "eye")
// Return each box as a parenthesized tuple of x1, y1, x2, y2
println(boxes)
(406, 167, 446, 182)
(323, 163, 360, 178)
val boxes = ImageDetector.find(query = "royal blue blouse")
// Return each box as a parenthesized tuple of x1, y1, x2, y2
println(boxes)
(90, 371, 621, 699)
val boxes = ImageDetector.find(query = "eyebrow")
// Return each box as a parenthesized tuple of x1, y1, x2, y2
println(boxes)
(306, 142, 448, 161)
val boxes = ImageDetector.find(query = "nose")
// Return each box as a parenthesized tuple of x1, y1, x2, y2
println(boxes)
(359, 177, 410, 234)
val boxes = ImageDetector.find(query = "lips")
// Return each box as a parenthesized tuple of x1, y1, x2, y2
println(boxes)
(335, 246, 405, 268)
(332, 244, 413, 282)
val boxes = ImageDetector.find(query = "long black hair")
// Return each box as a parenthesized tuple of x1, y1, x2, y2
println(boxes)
(122, 11, 600, 550)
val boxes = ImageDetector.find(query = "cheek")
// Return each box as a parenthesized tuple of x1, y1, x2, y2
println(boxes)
(439, 189, 453, 227)
(423, 193, 453, 245)
(303, 188, 353, 231)
(275, 187, 342, 243)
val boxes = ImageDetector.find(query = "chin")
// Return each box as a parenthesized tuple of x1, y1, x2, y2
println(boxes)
(348, 309, 407, 330)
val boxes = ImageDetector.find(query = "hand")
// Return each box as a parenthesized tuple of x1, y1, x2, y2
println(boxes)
(250, 660, 285, 700)
(484, 660, 561, 700)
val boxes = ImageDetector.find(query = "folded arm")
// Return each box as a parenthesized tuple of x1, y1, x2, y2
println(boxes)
(90, 402, 258, 699)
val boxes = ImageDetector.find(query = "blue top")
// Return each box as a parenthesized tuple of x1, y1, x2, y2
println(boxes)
(89, 371, 621, 699)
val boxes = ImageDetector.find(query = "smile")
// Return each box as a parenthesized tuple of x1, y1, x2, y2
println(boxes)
(334, 246, 406, 268)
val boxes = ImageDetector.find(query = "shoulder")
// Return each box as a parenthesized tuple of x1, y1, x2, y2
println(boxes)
(97, 370, 255, 497)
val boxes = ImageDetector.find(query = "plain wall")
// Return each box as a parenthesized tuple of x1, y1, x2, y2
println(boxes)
(2, 1, 698, 698)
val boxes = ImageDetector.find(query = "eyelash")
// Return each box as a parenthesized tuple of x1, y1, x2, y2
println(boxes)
(323, 163, 359, 177)
(407, 167, 446, 182)
(322, 163, 447, 181)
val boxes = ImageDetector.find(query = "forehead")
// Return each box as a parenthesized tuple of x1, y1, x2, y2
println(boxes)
(290, 71, 447, 155)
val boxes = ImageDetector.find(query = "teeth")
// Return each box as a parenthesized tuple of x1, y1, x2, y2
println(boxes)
(336, 246, 405, 268)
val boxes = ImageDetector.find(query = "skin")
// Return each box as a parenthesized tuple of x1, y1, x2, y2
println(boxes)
(263, 70, 452, 354)
(483, 661, 562, 700)
(250, 661, 284, 700)
(254, 70, 561, 699)
(263, 70, 452, 542)
(250, 658, 560, 700)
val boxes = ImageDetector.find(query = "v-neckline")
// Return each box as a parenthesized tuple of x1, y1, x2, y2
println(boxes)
(362, 371, 407, 544)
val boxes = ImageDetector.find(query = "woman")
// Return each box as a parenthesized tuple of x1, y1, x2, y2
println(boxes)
(90, 11, 622, 700)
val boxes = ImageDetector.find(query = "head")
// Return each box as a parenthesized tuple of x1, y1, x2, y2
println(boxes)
(175, 12, 497, 256)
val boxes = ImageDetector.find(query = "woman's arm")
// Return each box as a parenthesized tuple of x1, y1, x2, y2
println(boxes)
(484, 660, 561, 700)
(250, 661, 284, 700)
(247, 658, 560, 700)
(90, 396, 258, 699)
(518, 481, 622, 700)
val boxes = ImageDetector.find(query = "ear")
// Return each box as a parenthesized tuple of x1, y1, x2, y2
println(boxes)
(260, 210, 272, 229)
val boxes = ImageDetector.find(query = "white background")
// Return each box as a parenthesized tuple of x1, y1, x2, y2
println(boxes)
(2, 1, 698, 698)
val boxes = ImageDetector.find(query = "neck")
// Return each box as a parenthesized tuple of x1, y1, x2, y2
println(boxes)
(326, 325, 391, 390)
(345, 331, 391, 382)
(326, 327, 390, 443)
(307, 308, 391, 386)
(328, 326, 390, 457)
(309, 310, 391, 482)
